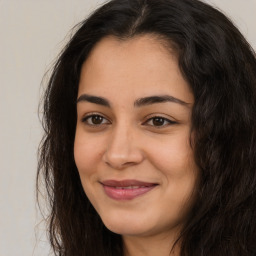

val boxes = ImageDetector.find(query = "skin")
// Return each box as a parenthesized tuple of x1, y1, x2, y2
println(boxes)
(74, 35, 199, 256)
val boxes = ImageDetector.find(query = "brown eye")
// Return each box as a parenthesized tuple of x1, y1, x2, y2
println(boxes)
(145, 116, 176, 127)
(152, 117, 165, 126)
(82, 114, 109, 126)
(91, 115, 103, 124)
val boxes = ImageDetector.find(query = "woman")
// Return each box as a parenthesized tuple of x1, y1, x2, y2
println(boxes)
(37, 0, 256, 255)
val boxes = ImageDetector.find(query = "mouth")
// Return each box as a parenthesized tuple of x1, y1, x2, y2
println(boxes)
(100, 179, 158, 200)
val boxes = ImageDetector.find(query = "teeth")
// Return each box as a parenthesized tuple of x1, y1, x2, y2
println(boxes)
(115, 186, 146, 189)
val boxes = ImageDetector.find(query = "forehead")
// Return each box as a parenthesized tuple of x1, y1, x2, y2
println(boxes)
(78, 35, 194, 104)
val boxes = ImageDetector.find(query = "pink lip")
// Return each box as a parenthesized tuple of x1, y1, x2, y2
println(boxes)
(101, 179, 158, 200)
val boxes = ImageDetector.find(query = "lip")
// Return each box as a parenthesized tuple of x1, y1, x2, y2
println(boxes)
(100, 179, 158, 200)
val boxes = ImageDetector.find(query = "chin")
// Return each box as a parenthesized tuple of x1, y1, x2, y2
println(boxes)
(99, 210, 179, 238)
(100, 212, 151, 236)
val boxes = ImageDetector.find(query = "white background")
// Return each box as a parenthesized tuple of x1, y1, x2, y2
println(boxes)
(0, 1, 255, 255)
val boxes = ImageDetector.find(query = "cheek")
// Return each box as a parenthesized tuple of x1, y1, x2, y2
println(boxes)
(74, 129, 104, 178)
(74, 130, 110, 215)
(146, 130, 194, 176)
(74, 132, 104, 208)
(145, 130, 198, 209)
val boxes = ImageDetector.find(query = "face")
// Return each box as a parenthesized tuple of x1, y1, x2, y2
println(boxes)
(74, 35, 198, 240)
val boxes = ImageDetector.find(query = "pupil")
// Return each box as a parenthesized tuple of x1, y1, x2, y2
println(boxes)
(92, 115, 103, 124)
(153, 117, 164, 126)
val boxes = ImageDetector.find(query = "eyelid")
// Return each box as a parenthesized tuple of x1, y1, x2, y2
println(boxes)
(80, 112, 177, 128)
(142, 114, 177, 127)
(81, 112, 111, 126)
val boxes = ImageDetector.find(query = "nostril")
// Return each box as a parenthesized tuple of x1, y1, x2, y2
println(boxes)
(103, 149, 144, 170)
(102, 131, 144, 169)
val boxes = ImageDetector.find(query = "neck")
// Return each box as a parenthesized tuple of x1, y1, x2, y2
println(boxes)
(123, 230, 181, 256)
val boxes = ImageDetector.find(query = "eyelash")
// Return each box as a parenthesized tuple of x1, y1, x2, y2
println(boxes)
(81, 113, 177, 128)
(145, 116, 176, 127)
(82, 114, 110, 126)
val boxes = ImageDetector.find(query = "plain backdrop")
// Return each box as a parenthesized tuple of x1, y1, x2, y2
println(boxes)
(0, 1, 255, 255)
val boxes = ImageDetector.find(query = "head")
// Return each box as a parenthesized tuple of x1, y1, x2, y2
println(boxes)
(74, 34, 198, 251)
(38, 0, 256, 255)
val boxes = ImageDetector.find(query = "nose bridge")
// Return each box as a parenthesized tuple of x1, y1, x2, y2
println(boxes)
(103, 120, 143, 169)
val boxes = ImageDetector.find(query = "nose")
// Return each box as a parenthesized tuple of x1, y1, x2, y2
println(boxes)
(102, 124, 144, 170)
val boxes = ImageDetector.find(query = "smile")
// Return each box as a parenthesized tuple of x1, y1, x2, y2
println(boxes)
(100, 180, 158, 200)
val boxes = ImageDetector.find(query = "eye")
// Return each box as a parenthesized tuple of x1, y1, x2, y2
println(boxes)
(144, 116, 176, 127)
(82, 114, 110, 126)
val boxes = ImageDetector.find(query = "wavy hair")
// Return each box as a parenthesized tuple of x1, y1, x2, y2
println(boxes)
(37, 0, 256, 255)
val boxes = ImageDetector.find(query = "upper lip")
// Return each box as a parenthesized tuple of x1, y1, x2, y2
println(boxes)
(100, 179, 157, 187)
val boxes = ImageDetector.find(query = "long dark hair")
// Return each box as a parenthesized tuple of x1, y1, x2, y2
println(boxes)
(37, 0, 256, 255)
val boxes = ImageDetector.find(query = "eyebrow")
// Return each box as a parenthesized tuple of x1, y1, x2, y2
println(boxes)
(76, 94, 191, 108)
(134, 95, 190, 107)
(77, 94, 110, 107)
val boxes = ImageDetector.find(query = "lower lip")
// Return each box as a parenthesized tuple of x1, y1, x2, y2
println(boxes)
(103, 185, 156, 200)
